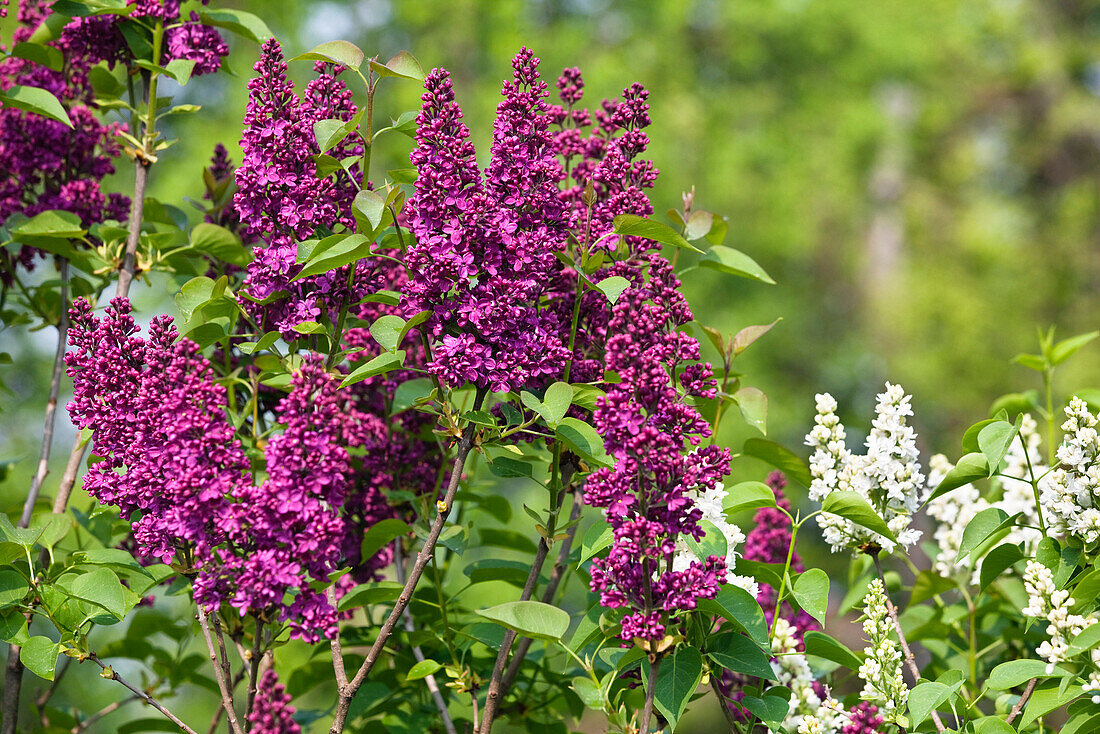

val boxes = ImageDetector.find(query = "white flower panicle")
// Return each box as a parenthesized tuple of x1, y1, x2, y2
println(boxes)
(806, 383, 925, 554)
(1042, 398, 1100, 544)
(1021, 561, 1100, 682)
(795, 697, 849, 734)
(926, 453, 991, 579)
(671, 483, 759, 599)
(769, 618, 823, 729)
(857, 579, 908, 722)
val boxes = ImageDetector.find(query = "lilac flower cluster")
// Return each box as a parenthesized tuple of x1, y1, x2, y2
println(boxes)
(67, 299, 358, 641)
(165, 12, 229, 77)
(234, 40, 364, 336)
(403, 49, 570, 392)
(248, 669, 301, 734)
(0, 0, 129, 274)
(583, 258, 730, 642)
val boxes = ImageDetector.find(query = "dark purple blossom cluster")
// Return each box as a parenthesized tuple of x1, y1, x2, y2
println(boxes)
(403, 49, 570, 393)
(844, 702, 885, 734)
(234, 39, 365, 336)
(66, 299, 362, 641)
(248, 669, 301, 734)
(583, 257, 729, 642)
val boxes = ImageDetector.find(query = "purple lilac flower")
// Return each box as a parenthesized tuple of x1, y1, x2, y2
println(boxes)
(584, 257, 730, 642)
(403, 49, 570, 393)
(164, 12, 229, 77)
(234, 40, 365, 337)
(248, 669, 301, 734)
(843, 702, 885, 734)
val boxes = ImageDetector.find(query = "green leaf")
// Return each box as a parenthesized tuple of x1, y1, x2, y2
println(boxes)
(649, 645, 703, 731)
(1013, 351, 1046, 371)
(1020, 680, 1082, 728)
(314, 118, 352, 153)
(69, 566, 129, 619)
(907, 681, 952, 729)
(292, 40, 365, 70)
(707, 633, 775, 680)
(820, 491, 897, 542)
(722, 481, 777, 515)
(360, 518, 411, 562)
(369, 314, 406, 353)
(741, 438, 812, 487)
(595, 276, 630, 304)
(29, 513, 69, 550)
(0, 609, 28, 645)
(977, 417, 1021, 475)
(1052, 331, 1100, 365)
(20, 636, 59, 680)
(1068, 623, 1100, 657)
(337, 581, 402, 611)
(571, 676, 603, 709)
(956, 507, 1010, 562)
(10, 42, 64, 72)
(734, 387, 768, 434)
(961, 418, 997, 453)
(15, 209, 84, 240)
(487, 456, 534, 479)
(475, 601, 569, 641)
(925, 453, 989, 503)
(542, 382, 574, 426)
(699, 245, 775, 284)
(803, 630, 863, 671)
(464, 559, 538, 588)
(2, 85, 72, 127)
(293, 233, 372, 281)
(369, 50, 426, 80)
(175, 276, 215, 320)
(353, 189, 388, 233)
(791, 569, 829, 625)
(697, 584, 769, 648)
(340, 350, 405, 387)
(554, 417, 610, 467)
(979, 543, 1025, 594)
(989, 391, 1040, 419)
(988, 659, 1062, 690)
(580, 524, 612, 564)
(407, 659, 442, 681)
(612, 214, 702, 253)
(163, 58, 195, 86)
(0, 571, 30, 610)
(973, 718, 1016, 734)
(190, 223, 251, 266)
(684, 210, 713, 241)
(198, 9, 273, 43)
(733, 319, 781, 356)
(740, 690, 789, 728)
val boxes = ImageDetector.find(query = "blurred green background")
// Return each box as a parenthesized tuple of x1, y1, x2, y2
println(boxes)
(4, 0, 1100, 729)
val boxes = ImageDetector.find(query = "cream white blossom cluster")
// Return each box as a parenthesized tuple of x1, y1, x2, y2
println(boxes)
(926, 415, 1045, 581)
(857, 579, 908, 722)
(769, 618, 824, 729)
(806, 384, 925, 554)
(671, 483, 759, 598)
(794, 697, 849, 734)
(1021, 560, 1100, 692)
(1042, 398, 1100, 544)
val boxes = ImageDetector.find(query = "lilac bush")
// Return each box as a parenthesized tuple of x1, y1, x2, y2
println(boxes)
(5, 3, 1100, 734)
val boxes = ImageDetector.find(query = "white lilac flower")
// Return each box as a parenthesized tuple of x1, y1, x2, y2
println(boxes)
(1041, 398, 1100, 544)
(1021, 560, 1098, 674)
(857, 579, 908, 722)
(805, 383, 925, 554)
(926, 454, 991, 579)
(769, 618, 823, 729)
(671, 483, 760, 598)
(795, 698, 849, 734)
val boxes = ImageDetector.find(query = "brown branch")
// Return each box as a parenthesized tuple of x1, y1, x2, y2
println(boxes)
(640, 656, 661, 733)
(872, 555, 946, 734)
(88, 654, 198, 734)
(206, 667, 247, 734)
(1005, 677, 1037, 726)
(115, 162, 148, 298)
(245, 620, 264, 721)
(20, 259, 70, 527)
(500, 496, 582, 693)
(72, 693, 138, 733)
(196, 606, 245, 734)
(394, 542, 457, 734)
(710, 677, 745, 734)
(328, 391, 485, 733)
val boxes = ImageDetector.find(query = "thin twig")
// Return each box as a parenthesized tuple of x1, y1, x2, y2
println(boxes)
(394, 542, 458, 734)
(500, 495, 582, 693)
(245, 620, 264, 721)
(72, 693, 138, 733)
(20, 259, 70, 527)
(88, 654, 198, 734)
(640, 656, 661, 733)
(206, 668, 247, 734)
(1005, 677, 1037, 726)
(710, 677, 745, 734)
(328, 390, 486, 733)
(872, 555, 946, 734)
(196, 606, 246, 734)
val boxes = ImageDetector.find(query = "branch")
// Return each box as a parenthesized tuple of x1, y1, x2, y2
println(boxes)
(206, 667, 246, 734)
(20, 259, 70, 527)
(394, 540, 457, 734)
(245, 620, 264, 721)
(1005, 677, 1037, 726)
(640, 656, 660, 733)
(500, 495, 582, 693)
(196, 606, 246, 734)
(88, 654, 198, 734)
(72, 693, 138, 733)
(328, 391, 486, 733)
(709, 677, 746, 734)
(872, 555, 945, 734)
